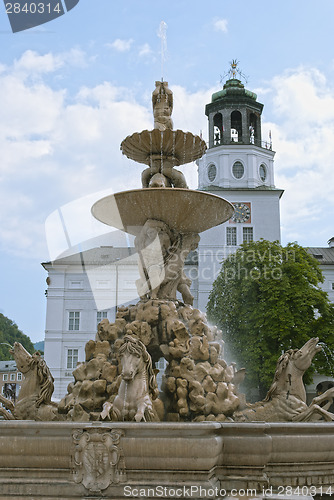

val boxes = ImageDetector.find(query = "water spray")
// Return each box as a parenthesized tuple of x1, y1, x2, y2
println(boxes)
(0, 343, 13, 350)
(318, 342, 334, 377)
(158, 21, 167, 81)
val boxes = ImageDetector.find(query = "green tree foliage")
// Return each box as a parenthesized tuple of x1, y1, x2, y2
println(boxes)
(207, 240, 334, 399)
(0, 314, 35, 360)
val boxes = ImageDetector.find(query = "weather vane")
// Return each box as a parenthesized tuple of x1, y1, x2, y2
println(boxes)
(220, 59, 248, 84)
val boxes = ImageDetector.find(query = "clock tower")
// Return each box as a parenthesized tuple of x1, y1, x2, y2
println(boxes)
(196, 65, 283, 311)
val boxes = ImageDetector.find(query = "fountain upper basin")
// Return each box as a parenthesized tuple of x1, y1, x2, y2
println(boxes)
(120, 129, 207, 166)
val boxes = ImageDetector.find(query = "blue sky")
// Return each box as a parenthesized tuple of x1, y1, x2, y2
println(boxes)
(1, 0, 334, 342)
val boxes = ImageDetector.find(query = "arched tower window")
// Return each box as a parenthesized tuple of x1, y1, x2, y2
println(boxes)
(231, 110, 242, 142)
(249, 112, 257, 144)
(213, 113, 223, 145)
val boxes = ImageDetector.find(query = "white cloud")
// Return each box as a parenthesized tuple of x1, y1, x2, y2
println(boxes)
(108, 38, 134, 52)
(61, 47, 91, 68)
(261, 66, 334, 246)
(0, 76, 64, 140)
(0, 51, 153, 259)
(138, 43, 153, 58)
(213, 18, 228, 33)
(13, 50, 63, 74)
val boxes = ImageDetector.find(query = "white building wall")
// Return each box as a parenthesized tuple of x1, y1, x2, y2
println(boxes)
(196, 201, 281, 309)
(44, 253, 141, 399)
(198, 144, 275, 190)
(321, 265, 334, 302)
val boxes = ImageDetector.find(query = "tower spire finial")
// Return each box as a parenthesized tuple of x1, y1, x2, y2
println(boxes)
(220, 59, 248, 84)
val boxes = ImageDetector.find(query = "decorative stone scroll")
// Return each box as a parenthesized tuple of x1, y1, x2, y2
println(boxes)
(72, 428, 126, 493)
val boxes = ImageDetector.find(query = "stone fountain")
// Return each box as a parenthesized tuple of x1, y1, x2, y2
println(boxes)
(0, 80, 334, 499)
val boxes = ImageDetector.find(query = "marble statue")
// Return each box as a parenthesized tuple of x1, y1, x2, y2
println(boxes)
(100, 335, 160, 422)
(0, 342, 61, 421)
(139, 80, 189, 188)
(234, 337, 334, 422)
(152, 80, 173, 131)
(5, 333, 334, 425)
(9, 80, 334, 428)
(134, 219, 200, 304)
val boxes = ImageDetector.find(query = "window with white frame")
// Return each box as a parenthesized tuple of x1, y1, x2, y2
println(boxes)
(123, 280, 137, 290)
(97, 310, 108, 326)
(67, 348, 79, 369)
(96, 280, 111, 289)
(68, 311, 80, 331)
(2, 374, 8, 381)
(17, 372, 22, 381)
(226, 227, 237, 246)
(10, 373, 15, 381)
(69, 280, 83, 289)
(243, 227, 254, 243)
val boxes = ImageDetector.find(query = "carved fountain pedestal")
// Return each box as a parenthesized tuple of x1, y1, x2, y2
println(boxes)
(0, 81, 333, 499)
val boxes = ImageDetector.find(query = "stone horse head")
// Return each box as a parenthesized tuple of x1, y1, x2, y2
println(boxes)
(10, 342, 55, 410)
(104, 335, 160, 422)
(118, 335, 159, 399)
(264, 337, 321, 403)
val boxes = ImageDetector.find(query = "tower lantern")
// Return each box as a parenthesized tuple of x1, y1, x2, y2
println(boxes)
(206, 61, 264, 149)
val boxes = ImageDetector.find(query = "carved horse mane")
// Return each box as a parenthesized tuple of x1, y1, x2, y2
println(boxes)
(28, 353, 55, 407)
(235, 338, 334, 422)
(118, 335, 159, 400)
(263, 349, 298, 402)
(101, 334, 160, 422)
(0, 342, 58, 421)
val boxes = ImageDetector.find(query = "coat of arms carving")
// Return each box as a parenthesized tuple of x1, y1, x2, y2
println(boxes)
(72, 428, 126, 493)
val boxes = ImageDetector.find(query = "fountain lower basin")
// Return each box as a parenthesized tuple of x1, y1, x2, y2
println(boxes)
(0, 420, 333, 499)
(92, 188, 234, 235)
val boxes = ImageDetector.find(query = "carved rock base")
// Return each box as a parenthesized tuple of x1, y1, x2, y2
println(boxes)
(58, 299, 243, 422)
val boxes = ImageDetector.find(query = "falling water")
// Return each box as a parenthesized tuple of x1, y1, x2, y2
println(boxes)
(172, 130, 176, 160)
(318, 342, 334, 377)
(122, 381, 128, 421)
(183, 133, 187, 164)
(149, 130, 153, 171)
(0, 343, 13, 350)
(160, 130, 164, 172)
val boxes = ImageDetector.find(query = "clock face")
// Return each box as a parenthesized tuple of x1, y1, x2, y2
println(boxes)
(231, 203, 251, 223)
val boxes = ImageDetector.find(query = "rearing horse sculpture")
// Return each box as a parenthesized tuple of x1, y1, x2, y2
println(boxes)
(235, 337, 334, 422)
(0, 342, 60, 421)
(101, 335, 160, 422)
